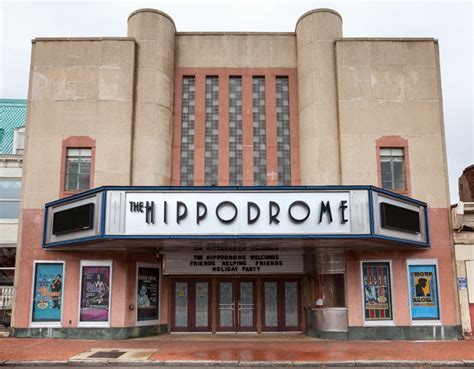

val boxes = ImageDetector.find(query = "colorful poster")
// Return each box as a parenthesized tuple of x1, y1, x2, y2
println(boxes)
(137, 266, 159, 321)
(80, 265, 110, 322)
(408, 264, 440, 320)
(32, 263, 63, 322)
(362, 262, 392, 321)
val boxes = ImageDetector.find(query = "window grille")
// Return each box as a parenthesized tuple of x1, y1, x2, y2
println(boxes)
(380, 148, 406, 190)
(276, 77, 291, 185)
(252, 77, 267, 185)
(204, 77, 219, 186)
(180, 77, 196, 186)
(229, 77, 243, 186)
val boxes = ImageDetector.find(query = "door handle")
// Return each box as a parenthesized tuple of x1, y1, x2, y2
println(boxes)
(218, 302, 234, 310)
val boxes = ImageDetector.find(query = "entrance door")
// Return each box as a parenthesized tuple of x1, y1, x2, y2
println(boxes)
(217, 280, 256, 332)
(262, 279, 301, 331)
(172, 279, 211, 332)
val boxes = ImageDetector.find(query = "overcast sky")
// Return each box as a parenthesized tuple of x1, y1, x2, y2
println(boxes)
(0, 0, 472, 203)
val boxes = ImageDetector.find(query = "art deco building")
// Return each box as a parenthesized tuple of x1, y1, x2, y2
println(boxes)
(11, 8, 459, 340)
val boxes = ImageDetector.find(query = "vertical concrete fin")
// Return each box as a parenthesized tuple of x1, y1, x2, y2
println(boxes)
(128, 9, 176, 185)
(295, 9, 343, 185)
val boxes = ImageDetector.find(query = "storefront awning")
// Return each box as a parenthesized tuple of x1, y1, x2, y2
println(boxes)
(42, 186, 429, 249)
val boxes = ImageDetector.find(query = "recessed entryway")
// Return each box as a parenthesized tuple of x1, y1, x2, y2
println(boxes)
(170, 277, 302, 333)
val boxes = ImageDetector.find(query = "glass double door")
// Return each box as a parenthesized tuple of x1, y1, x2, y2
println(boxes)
(172, 280, 211, 332)
(262, 279, 300, 331)
(171, 277, 300, 333)
(217, 280, 256, 332)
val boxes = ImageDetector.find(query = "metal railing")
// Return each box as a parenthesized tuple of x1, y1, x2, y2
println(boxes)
(0, 286, 14, 309)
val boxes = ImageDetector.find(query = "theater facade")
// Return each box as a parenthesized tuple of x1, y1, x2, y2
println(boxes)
(12, 8, 460, 340)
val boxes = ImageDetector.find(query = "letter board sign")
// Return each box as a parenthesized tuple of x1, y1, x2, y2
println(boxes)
(163, 251, 304, 275)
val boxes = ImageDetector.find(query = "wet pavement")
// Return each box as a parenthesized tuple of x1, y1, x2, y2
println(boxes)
(0, 334, 473, 366)
(2, 364, 466, 369)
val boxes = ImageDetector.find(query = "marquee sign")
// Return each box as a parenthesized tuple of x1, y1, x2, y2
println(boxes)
(163, 251, 304, 275)
(121, 191, 355, 236)
(42, 186, 429, 248)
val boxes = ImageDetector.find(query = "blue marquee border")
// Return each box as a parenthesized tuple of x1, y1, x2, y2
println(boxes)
(42, 185, 430, 249)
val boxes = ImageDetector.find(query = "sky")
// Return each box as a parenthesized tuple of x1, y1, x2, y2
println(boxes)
(0, 0, 472, 203)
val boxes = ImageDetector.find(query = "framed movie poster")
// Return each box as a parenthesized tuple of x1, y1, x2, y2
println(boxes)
(79, 261, 112, 325)
(31, 262, 64, 325)
(361, 261, 393, 322)
(407, 261, 440, 321)
(136, 264, 160, 324)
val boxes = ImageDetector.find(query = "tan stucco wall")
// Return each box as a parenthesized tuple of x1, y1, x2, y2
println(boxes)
(22, 39, 135, 209)
(128, 10, 175, 185)
(176, 34, 296, 68)
(336, 39, 450, 208)
(296, 10, 342, 185)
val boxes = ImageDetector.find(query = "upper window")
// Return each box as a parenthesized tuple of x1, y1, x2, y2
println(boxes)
(65, 148, 91, 191)
(204, 76, 219, 186)
(276, 77, 291, 185)
(380, 148, 406, 191)
(13, 127, 25, 155)
(229, 76, 243, 186)
(173, 70, 297, 186)
(252, 76, 267, 186)
(0, 179, 21, 219)
(180, 76, 196, 186)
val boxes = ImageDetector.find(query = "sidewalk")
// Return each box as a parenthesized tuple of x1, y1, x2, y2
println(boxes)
(0, 334, 474, 366)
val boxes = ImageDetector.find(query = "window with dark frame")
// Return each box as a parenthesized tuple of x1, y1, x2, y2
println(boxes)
(65, 148, 91, 191)
(0, 247, 16, 287)
(380, 148, 406, 191)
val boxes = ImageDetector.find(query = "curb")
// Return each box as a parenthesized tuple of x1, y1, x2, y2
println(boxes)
(1, 361, 68, 367)
(1, 359, 474, 366)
